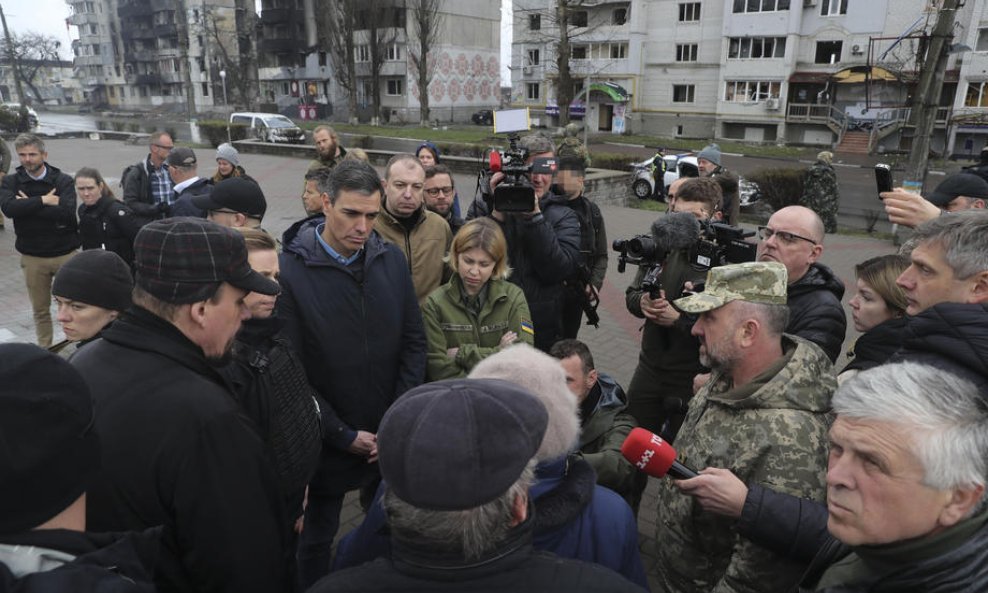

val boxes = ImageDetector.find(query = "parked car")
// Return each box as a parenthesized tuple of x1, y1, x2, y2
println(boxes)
(630, 153, 761, 208)
(471, 109, 494, 126)
(3, 103, 38, 128)
(229, 112, 305, 144)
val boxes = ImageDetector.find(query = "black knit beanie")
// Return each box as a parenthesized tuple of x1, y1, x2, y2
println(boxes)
(52, 250, 134, 312)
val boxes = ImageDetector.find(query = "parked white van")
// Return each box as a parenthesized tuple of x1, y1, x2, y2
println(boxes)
(229, 112, 305, 144)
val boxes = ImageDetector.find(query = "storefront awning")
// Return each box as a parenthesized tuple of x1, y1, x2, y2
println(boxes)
(832, 66, 899, 84)
(579, 82, 631, 102)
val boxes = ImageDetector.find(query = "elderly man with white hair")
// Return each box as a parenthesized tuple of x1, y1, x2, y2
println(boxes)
(677, 361, 988, 592)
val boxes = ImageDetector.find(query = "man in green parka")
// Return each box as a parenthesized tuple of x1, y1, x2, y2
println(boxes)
(551, 338, 637, 505)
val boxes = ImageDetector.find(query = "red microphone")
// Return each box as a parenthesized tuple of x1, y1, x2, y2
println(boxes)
(621, 427, 698, 480)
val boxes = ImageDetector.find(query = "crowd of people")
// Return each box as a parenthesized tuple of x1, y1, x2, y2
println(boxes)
(2, 124, 988, 593)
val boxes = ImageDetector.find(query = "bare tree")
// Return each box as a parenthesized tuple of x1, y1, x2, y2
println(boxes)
(324, 0, 358, 124)
(233, 0, 260, 111)
(0, 31, 62, 104)
(202, 6, 256, 109)
(408, 0, 444, 126)
(517, 0, 610, 126)
(365, 3, 399, 126)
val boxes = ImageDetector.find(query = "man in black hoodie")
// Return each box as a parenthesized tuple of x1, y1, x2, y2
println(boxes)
(0, 134, 79, 347)
(756, 205, 846, 362)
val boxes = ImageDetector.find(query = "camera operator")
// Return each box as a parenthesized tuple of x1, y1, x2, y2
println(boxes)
(467, 133, 581, 352)
(556, 157, 608, 339)
(625, 177, 723, 447)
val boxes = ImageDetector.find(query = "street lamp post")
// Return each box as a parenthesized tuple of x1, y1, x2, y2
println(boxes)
(220, 70, 230, 143)
(219, 69, 228, 105)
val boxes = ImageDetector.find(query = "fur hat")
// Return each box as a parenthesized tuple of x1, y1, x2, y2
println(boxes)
(817, 151, 833, 165)
(697, 143, 722, 167)
(469, 344, 580, 462)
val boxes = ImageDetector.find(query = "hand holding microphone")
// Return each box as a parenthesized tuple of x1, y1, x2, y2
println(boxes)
(621, 428, 748, 517)
(620, 427, 698, 480)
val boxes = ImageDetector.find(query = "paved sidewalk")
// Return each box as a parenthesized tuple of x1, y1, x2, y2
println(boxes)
(0, 138, 900, 590)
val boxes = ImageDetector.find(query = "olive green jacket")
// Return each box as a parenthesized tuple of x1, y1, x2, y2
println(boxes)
(578, 373, 637, 503)
(422, 276, 534, 380)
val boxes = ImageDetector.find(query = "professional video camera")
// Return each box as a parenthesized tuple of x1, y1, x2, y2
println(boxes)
(486, 134, 535, 212)
(690, 221, 757, 271)
(613, 213, 757, 298)
(613, 212, 699, 299)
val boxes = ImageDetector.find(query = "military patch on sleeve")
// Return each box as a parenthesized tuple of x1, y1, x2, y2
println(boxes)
(520, 319, 535, 336)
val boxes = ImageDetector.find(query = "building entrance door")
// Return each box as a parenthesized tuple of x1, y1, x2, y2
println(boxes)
(599, 104, 613, 131)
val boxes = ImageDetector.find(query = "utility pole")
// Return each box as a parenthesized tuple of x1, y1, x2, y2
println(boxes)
(902, 0, 961, 188)
(0, 3, 25, 104)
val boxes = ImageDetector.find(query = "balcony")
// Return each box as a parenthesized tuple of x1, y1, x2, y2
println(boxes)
(121, 28, 157, 41)
(154, 23, 178, 37)
(67, 11, 99, 26)
(127, 73, 162, 86)
(260, 38, 305, 54)
(73, 55, 102, 67)
(160, 72, 184, 84)
(124, 49, 158, 63)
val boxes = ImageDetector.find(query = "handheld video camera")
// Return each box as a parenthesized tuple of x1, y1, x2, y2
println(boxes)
(690, 222, 757, 271)
(487, 134, 535, 212)
(613, 235, 664, 299)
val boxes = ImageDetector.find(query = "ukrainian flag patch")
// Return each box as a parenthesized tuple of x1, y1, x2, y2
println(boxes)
(520, 319, 535, 335)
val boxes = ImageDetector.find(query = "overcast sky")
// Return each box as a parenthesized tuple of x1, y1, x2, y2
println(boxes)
(7, 0, 514, 83)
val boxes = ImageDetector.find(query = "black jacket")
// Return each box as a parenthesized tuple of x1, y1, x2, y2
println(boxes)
(895, 302, 988, 394)
(170, 177, 210, 218)
(122, 157, 167, 223)
(70, 307, 290, 593)
(736, 483, 830, 565)
(0, 163, 79, 257)
(841, 316, 908, 374)
(0, 528, 159, 593)
(278, 217, 426, 494)
(77, 195, 143, 265)
(796, 513, 988, 592)
(787, 263, 846, 363)
(467, 190, 582, 351)
(314, 516, 646, 593)
(218, 316, 322, 522)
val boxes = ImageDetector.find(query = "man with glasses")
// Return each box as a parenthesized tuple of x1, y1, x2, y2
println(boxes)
(123, 131, 175, 224)
(756, 205, 845, 362)
(375, 154, 452, 303)
(423, 164, 462, 236)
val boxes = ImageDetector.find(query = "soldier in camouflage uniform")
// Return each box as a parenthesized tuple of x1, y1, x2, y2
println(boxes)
(801, 151, 840, 233)
(557, 122, 591, 168)
(654, 262, 835, 593)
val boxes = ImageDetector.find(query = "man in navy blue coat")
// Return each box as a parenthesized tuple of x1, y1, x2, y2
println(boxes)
(278, 159, 427, 588)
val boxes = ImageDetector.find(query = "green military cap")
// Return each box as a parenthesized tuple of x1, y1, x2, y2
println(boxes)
(674, 261, 788, 313)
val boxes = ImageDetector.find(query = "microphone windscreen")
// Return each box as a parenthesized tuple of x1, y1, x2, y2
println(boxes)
(620, 427, 678, 479)
(651, 211, 700, 255)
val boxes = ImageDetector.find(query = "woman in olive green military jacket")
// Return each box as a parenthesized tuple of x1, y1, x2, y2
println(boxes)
(422, 218, 534, 380)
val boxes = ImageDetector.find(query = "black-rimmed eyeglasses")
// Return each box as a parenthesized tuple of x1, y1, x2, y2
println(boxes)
(757, 226, 818, 246)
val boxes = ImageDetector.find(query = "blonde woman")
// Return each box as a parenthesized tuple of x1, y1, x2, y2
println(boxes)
(421, 217, 533, 380)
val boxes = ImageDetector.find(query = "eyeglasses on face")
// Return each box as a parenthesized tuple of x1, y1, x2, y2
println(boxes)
(424, 186, 455, 197)
(757, 226, 817, 246)
(153, 143, 174, 150)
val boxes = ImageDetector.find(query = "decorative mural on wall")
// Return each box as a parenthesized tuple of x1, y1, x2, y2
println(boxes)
(407, 49, 500, 107)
